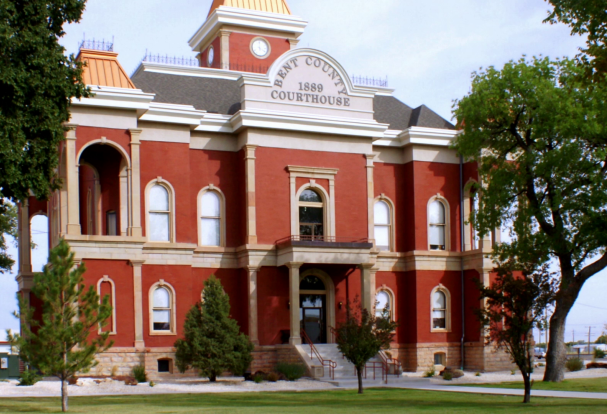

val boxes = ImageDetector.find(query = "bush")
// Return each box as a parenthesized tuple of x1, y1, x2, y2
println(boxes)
(276, 362, 306, 381)
(253, 374, 264, 383)
(132, 365, 147, 383)
(423, 364, 436, 378)
(566, 357, 584, 372)
(266, 372, 279, 382)
(18, 367, 40, 386)
(443, 371, 453, 381)
(475, 372, 481, 377)
(594, 348, 606, 359)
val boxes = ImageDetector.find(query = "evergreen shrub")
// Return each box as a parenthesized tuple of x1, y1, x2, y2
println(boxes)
(276, 362, 306, 381)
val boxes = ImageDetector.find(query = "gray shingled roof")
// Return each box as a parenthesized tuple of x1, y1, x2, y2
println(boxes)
(131, 69, 453, 129)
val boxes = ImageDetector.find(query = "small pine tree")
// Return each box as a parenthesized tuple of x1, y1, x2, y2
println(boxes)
(175, 275, 253, 381)
(8, 240, 113, 412)
(335, 298, 398, 394)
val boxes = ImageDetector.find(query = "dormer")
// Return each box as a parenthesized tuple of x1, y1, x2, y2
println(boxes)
(188, 0, 307, 73)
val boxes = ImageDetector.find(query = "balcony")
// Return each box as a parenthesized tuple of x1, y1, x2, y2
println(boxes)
(275, 236, 374, 266)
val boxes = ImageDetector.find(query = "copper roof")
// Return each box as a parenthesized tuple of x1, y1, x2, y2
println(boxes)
(207, 0, 292, 16)
(77, 49, 136, 89)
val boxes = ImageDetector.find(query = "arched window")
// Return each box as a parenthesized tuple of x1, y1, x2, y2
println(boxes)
(97, 276, 116, 335)
(148, 184, 171, 242)
(299, 189, 324, 240)
(152, 285, 174, 333)
(200, 191, 222, 246)
(375, 289, 394, 320)
(428, 200, 446, 250)
(374, 199, 393, 251)
(431, 288, 449, 331)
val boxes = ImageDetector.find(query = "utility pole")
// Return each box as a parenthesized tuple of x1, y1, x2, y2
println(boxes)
(588, 326, 592, 354)
(572, 329, 575, 343)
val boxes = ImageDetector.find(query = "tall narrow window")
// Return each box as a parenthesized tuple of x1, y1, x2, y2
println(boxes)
(106, 211, 117, 236)
(149, 185, 170, 242)
(299, 189, 324, 240)
(200, 191, 221, 246)
(152, 287, 172, 331)
(375, 290, 392, 320)
(429, 200, 446, 250)
(374, 200, 392, 251)
(432, 290, 447, 330)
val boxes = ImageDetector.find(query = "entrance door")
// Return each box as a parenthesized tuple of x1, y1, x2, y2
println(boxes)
(302, 308, 324, 344)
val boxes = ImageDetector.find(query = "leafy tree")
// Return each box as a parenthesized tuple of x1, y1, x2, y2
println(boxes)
(8, 240, 113, 412)
(334, 299, 398, 394)
(546, 0, 607, 79)
(0, 0, 90, 265)
(596, 335, 607, 344)
(174, 275, 253, 382)
(0, 201, 17, 273)
(453, 56, 607, 382)
(476, 260, 557, 403)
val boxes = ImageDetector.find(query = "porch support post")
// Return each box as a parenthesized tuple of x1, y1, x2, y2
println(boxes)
(360, 263, 377, 312)
(128, 129, 142, 237)
(65, 124, 81, 235)
(130, 259, 145, 350)
(246, 266, 259, 345)
(287, 262, 303, 345)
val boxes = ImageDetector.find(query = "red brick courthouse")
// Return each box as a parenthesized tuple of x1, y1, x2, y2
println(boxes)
(16, 0, 510, 380)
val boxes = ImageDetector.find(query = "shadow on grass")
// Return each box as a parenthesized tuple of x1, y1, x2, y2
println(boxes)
(1, 388, 607, 413)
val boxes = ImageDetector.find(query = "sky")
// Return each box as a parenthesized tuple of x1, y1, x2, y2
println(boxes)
(1, 0, 606, 343)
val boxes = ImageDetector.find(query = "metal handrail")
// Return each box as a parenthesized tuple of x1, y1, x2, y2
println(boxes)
(378, 351, 402, 384)
(301, 330, 336, 380)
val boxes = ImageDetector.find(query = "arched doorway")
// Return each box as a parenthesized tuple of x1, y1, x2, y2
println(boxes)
(299, 269, 335, 344)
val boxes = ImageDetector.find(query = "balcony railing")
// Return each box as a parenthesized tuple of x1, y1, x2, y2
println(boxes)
(276, 235, 372, 249)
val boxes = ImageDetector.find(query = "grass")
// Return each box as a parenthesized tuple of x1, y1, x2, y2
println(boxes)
(456, 376, 607, 393)
(1, 388, 607, 413)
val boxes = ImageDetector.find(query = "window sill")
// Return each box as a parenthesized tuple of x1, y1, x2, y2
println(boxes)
(431, 328, 450, 333)
(150, 331, 177, 336)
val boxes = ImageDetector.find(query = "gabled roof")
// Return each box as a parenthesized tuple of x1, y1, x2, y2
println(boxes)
(77, 49, 136, 89)
(207, 0, 292, 16)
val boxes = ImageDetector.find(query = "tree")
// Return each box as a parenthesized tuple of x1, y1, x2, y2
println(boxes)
(0, 0, 90, 270)
(334, 299, 398, 394)
(596, 334, 607, 344)
(453, 56, 607, 382)
(174, 275, 253, 382)
(0, 201, 17, 273)
(7, 240, 113, 412)
(476, 260, 557, 403)
(546, 0, 607, 79)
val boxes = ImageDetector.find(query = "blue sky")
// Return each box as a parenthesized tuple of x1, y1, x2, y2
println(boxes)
(2, 0, 606, 342)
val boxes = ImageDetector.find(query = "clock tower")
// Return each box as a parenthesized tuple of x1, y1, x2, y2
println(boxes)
(189, 0, 307, 73)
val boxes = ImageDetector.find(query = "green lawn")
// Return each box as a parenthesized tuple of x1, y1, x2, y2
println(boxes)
(1, 388, 607, 413)
(455, 376, 607, 393)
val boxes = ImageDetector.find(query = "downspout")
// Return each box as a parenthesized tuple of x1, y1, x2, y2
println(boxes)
(460, 155, 465, 371)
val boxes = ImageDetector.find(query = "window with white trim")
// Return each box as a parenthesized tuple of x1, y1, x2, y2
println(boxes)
(428, 200, 446, 250)
(200, 191, 221, 246)
(152, 287, 172, 331)
(374, 200, 392, 251)
(299, 189, 324, 240)
(149, 185, 170, 242)
(432, 290, 447, 330)
(375, 290, 393, 320)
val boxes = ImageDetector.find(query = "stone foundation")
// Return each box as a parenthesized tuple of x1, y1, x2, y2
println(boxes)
(250, 345, 306, 373)
(464, 342, 515, 372)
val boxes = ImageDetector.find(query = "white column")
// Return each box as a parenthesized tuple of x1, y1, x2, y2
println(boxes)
(365, 154, 375, 245)
(130, 260, 145, 350)
(128, 129, 142, 237)
(244, 145, 258, 245)
(247, 266, 259, 345)
(65, 124, 80, 235)
(360, 263, 376, 312)
(288, 262, 303, 345)
(220, 30, 231, 70)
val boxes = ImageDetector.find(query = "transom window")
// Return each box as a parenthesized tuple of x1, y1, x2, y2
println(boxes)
(374, 200, 392, 251)
(432, 290, 447, 330)
(152, 287, 172, 331)
(429, 200, 446, 250)
(299, 189, 324, 240)
(149, 185, 170, 242)
(200, 191, 221, 246)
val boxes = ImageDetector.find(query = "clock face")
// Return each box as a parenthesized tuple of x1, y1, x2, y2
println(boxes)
(252, 39, 269, 58)
(207, 47, 214, 67)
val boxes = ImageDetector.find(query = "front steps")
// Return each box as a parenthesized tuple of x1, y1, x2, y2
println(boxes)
(294, 343, 404, 386)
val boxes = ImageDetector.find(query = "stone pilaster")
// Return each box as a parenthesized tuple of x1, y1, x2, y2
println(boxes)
(130, 260, 145, 350)
(360, 263, 376, 312)
(244, 145, 258, 245)
(365, 154, 375, 245)
(247, 266, 259, 345)
(128, 129, 142, 237)
(65, 124, 81, 235)
(287, 262, 303, 345)
(220, 30, 231, 70)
